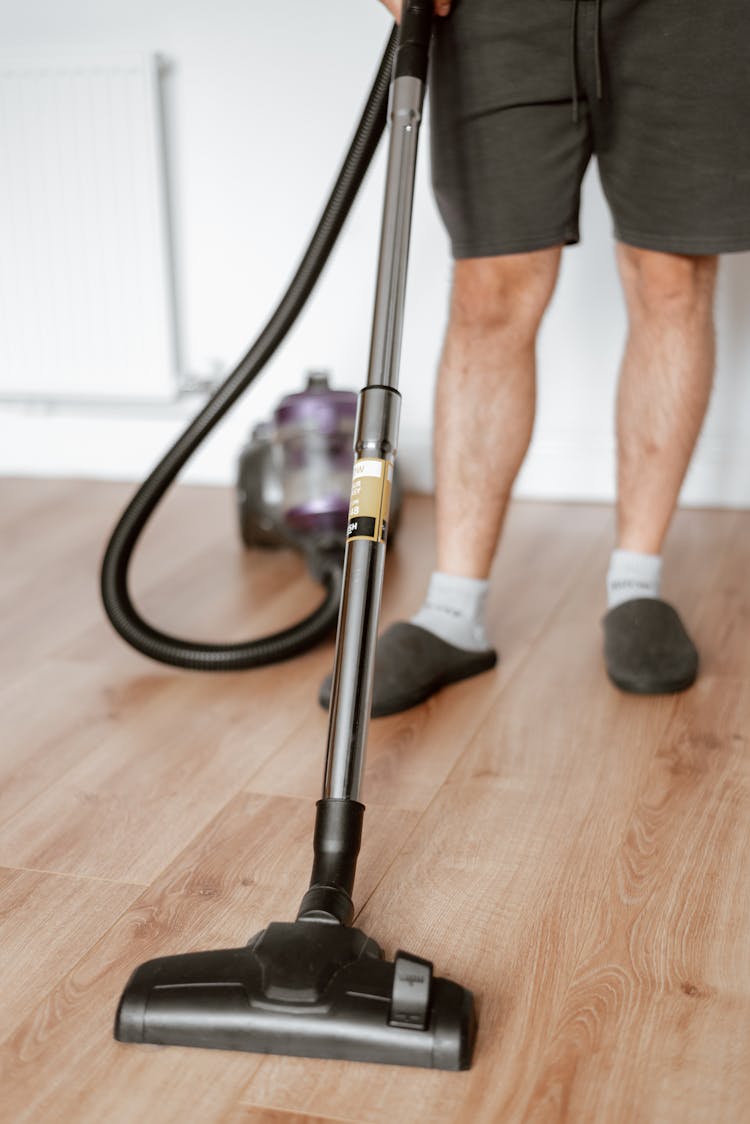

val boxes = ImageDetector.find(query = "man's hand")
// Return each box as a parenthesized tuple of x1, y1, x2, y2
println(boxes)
(379, 0, 452, 23)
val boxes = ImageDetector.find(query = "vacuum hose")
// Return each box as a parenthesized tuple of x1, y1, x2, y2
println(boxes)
(101, 30, 397, 670)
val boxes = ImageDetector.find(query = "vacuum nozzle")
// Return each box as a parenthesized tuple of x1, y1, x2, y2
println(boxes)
(115, 920, 475, 1070)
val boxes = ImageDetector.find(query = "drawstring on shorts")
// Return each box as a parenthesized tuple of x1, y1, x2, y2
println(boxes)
(569, 0, 605, 123)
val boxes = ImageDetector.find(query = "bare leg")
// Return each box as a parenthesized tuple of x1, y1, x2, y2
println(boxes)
(615, 246, 718, 554)
(434, 249, 562, 578)
(318, 248, 563, 714)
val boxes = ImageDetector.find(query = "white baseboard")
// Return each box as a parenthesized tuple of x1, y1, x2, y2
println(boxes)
(1, 405, 748, 510)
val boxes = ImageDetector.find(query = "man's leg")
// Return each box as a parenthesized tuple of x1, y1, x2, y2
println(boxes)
(408, 250, 562, 656)
(615, 245, 718, 554)
(603, 245, 718, 693)
(434, 249, 562, 579)
(316, 0, 593, 715)
(319, 248, 562, 716)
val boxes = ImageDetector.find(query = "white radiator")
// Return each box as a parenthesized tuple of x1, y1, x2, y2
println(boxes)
(0, 50, 177, 402)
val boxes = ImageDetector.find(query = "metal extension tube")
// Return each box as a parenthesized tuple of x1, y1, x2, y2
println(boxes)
(323, 74, 426, 804)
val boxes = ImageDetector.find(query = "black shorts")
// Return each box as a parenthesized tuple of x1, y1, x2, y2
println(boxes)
(429, 0, 750, 259)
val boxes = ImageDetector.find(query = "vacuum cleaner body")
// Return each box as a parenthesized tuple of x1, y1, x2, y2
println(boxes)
(238, 371, 402, 554)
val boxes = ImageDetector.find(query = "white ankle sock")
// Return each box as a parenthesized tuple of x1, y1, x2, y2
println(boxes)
(606, 549, 663, 609)
(410, 571, 491, 651)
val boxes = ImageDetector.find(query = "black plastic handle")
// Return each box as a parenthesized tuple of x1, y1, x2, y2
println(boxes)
(394, 0, 433, 82)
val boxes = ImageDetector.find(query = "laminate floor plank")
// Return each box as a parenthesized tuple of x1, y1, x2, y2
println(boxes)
(0, 490, 334, 872)
(1, 792, 419, 1124)
(0, 479, 130, 618)
(228, 1109, 360, 1124)
(0, 491, 335, 869)
(1, 479, 314, 677)
(0, 476, 81, 538)
(239, 668, 675, 1122)
(0, 480, 746, 1124)
(0, 659, 326, 882)
(0, 867, 143, 1041)
(234, 505, 745, 1123)
(521, 677, 750, 1124)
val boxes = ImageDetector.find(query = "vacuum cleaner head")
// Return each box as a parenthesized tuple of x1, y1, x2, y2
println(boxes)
(115, 919, 475, 1070)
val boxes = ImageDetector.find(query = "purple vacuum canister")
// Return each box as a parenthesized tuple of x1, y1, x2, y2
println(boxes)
(275, 372, 358, 534)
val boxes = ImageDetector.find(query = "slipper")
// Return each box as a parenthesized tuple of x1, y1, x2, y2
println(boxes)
(318, 621, 498, 718)
(603, 597, 698, 694)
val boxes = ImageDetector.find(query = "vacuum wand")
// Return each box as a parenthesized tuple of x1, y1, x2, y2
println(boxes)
(295, 3, 431, 925)
(323, 34, 428, 804)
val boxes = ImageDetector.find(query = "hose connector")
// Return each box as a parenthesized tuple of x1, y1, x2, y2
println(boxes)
(395, 1, 433, 82)
(297, 798, 365, 925)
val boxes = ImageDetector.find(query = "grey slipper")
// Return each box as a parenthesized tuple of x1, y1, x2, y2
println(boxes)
(318, 621, 498, 718)
(603, 598, 698, 695)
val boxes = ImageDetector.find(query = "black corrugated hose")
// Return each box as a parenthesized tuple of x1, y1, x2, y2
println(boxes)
(100, 30, 397, 670)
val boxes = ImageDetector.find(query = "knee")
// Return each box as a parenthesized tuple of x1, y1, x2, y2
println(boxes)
(618, 245, 718, 322)
(449, 249, 561, 344)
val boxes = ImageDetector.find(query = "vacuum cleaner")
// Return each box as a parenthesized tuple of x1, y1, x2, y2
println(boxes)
(103, 2, 476, 1070)
(236, 369, 402, 565)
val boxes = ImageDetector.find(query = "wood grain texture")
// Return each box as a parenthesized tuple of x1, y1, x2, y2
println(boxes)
(0, 867, 142, 1040)
(2, 792, 418, 1124)
(227, 1109, 360, 1124)
(522, 678, 750, 1124)
(0, 479, 748, 1124)
(227, 1109, 358, 1124)
(0, 665, 323, 882)
(236, 506, 749, 1123)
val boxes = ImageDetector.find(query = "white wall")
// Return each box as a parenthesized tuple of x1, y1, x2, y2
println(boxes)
(1, 0, 749, 505)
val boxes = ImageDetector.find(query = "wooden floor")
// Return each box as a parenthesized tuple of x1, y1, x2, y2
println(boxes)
(1, 478, 748, 1124)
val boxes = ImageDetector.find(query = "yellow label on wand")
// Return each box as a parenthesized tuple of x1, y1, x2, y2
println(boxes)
(347, 458, 393, 543)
